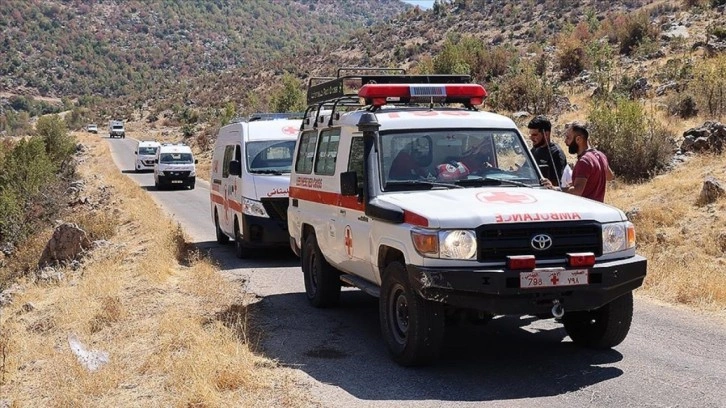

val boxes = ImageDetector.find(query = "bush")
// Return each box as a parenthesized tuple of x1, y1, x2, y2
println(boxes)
(689, 55, 726, 118)
(666, 93, 698, 118)
(557, 36, 588, 81)
(488, 63, 559, 114)
(35, 115, 76, 165)
(588, 98, 674, 182)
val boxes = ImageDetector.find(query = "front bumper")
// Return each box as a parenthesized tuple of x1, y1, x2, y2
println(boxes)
(241, 213, 289, 248)
(158, 175, 195, 185)
(407, 255, 647, 315)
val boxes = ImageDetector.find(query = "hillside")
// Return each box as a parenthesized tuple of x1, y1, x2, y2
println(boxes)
(0, 0, 410, 99)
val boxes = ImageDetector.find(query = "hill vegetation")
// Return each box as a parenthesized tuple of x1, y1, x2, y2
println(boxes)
(0, 0, 409, 99)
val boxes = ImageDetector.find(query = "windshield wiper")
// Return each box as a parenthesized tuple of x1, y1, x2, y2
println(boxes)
(385, 180, 464, 190)
(455, 176, 533, 188)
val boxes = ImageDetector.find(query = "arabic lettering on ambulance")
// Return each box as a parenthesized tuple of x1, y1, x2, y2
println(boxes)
(267, 188, 289, 197)
(295, 176, 323, 189)
(495, 212, 582, 223)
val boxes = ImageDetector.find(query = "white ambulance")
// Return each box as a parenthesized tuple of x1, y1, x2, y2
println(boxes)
(134, 140, 161, 172)
(287, 69, 647, 366)
(153, 143, 197, 190)
(209, 114, 301, 258)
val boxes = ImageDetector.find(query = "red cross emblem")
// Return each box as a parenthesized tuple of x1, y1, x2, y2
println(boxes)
(344, 226, 353, 258)
(550, 273, 559, 285)
(282, 126, 298, 135)
(476, 191, 537, 204)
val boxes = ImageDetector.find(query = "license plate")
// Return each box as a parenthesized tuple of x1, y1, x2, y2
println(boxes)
(171, 180, 183, 184)
(520, 268, 588, 289)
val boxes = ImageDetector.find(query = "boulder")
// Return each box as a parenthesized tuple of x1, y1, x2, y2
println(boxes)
(697, 177, 726, 206)
(38, 223, 92, 268)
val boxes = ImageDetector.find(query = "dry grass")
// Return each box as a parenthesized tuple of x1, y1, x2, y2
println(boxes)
(0, 132, 312, 407)
(609, 153, 726, 311)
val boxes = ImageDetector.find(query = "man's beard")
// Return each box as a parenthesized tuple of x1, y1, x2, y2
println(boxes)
(534, 139, 546, 148)
(568, 142, 578, 154)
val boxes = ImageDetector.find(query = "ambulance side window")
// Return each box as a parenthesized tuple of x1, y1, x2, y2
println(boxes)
(348, 137, 364, 191)
(235, 144, 241, 161)
(222, 145, 234, 177)
(314, 128, 340, 176)
(295, 130, 317, 174)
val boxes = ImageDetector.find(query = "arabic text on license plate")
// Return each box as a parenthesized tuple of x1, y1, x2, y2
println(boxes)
(171, 180, 183, 184)
(520, 268, 588, 289)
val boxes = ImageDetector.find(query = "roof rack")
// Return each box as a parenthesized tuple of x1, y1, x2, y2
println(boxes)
(302, 67, 478, 130)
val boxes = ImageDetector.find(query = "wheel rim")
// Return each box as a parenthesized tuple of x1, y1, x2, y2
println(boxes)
(388, 284, 408, 345)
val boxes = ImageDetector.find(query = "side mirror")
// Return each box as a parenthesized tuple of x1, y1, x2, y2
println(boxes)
(194, 159, 198, 164)
(134, 151, 138, 155)
(229, 160, 242, 177)
(340, 171, 358, 196)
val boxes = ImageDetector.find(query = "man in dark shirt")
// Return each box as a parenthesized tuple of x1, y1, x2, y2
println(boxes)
(528, 116, 567, 187)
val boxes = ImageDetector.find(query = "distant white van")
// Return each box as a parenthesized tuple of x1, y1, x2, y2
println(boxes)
(209, 114, 301, 258)
(134, 140, 161, 172)
(154, 143, 197, 190)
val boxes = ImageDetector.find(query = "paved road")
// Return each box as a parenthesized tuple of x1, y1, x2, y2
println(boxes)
(108, 136, 726, 408)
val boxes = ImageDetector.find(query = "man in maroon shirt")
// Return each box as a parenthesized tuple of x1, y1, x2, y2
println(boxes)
(542, 122, 614, 202)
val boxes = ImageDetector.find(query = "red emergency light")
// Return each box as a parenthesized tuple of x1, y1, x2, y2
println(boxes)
(358, 83, 487, 108)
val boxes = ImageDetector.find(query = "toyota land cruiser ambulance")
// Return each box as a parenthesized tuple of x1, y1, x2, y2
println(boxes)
(134, 140, 161, 172)
(287, 68, 647, 366)
(153, 143, 197, 190)
(209, 114, 301, 258)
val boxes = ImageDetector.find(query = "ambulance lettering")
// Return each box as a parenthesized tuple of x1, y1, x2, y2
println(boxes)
(494, 212, 582, 223)
(295, 176, 323, 189)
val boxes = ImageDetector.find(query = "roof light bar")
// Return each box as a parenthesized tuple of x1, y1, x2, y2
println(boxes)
(358, 83, 487, 107)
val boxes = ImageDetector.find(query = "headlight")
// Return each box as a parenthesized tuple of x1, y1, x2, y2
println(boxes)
(189, 169, 196, 177)
(602, 221, 635, 253)
(242, 197, 269, 218)
(411, 229, 477, 260)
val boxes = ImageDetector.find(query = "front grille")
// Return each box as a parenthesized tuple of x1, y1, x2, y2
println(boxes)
(262, 197, 289, 221)
(477, 221, 601, 262)
(163, 171, 190, 177)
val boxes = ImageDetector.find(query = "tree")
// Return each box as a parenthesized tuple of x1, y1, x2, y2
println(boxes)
(269, 73, 306, 113)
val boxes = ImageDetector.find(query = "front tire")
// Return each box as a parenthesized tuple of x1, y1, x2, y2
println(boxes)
(379, 262, 445, 366)
(215, 210, 229, 244)
(562, 292, 634, 349)
(234, 220, 248, 259)
(301, 233, 340, 308)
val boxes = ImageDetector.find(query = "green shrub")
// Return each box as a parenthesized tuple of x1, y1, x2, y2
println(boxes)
(35, 115, 76, 164)
(488, 63, 559, 114)
(588, 98, 674, 182)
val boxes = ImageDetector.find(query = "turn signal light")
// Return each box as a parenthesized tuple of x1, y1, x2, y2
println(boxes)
(567, 252, 596, 267)
(506, 255, 536, 270)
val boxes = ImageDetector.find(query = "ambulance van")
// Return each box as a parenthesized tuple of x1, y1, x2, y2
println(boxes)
(134, 140, 161, 172)
(287, 68, 647, 366)
(153, 143, 197, 190)
(210, 114, 301, 258)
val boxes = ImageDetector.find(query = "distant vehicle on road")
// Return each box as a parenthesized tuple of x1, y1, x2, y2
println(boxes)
(154, 143, 197, 190)
(134, 140, 161, 172)
(86, 124, 98, 134)
(109, 120, 125, 138)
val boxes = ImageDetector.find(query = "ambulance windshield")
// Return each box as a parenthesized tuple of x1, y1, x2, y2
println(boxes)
(247, 140, 296, 173)
(382, 129, 538, 190)
(160, 153, 193, 164)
